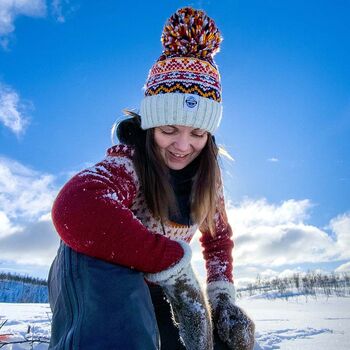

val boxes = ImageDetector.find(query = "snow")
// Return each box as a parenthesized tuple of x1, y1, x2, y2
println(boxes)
(0, 295, 349, 349)
(0, 303, 50, 349)
(239, 295, 350, 349)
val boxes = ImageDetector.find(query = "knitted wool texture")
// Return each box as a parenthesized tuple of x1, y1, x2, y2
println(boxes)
(52, 144, 234, 283)
(140, 7, 223, 133)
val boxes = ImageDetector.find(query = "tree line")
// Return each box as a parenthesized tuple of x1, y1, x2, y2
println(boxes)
(0, 272, 48, 303)
(0, 272, 47, 286)
(236, 271, 350, 300)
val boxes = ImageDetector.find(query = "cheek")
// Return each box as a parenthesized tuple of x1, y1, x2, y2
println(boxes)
(194, 137, 208, 152)
(154, 131, 172, 152)
(153, 132, 166, 149)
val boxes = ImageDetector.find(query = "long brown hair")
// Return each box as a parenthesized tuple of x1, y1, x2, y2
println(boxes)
(115, 111, 221, 235)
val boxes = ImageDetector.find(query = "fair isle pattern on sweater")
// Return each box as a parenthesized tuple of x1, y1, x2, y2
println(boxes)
(51, 144, 233, 283)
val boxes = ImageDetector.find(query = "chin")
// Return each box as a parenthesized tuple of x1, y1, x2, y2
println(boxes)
(167, 162, 188, 170)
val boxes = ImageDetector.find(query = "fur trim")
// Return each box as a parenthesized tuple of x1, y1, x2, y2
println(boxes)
(145, 240, 192, 283)
(206, 280, 236, 309)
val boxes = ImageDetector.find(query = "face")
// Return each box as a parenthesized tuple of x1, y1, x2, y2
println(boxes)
(153, 125, 208, 170)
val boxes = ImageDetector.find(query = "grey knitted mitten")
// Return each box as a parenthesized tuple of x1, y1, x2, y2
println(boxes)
(146, 241, 213, 350)
(208, 282, 255, 350)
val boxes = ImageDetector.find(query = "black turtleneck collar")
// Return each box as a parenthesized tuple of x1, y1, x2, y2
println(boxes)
(168, 157, 200, 226)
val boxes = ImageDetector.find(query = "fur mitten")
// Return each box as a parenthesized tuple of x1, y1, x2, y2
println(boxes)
(207, 282, 255, 350)
(146, 241, 213, 350)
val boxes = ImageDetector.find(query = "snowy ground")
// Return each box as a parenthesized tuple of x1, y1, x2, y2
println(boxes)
(239, 295, 350, 350)
(0, 295, 349, 349)
(0, 303, 50, 349)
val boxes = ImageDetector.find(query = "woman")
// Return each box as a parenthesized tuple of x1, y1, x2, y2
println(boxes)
(48, 7, 255, 350)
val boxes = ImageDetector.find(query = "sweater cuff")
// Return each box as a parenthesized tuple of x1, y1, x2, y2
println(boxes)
(145, 240, 192, 284)
(206, 281, 236, 309)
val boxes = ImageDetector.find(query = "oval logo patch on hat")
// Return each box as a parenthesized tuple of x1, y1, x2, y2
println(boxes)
(184, 94, 199, 111)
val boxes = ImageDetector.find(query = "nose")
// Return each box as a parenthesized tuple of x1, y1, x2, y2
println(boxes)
(173, 134, 191, 152)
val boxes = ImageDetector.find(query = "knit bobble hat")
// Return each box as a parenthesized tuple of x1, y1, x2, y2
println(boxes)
(140, 7, 223, 134)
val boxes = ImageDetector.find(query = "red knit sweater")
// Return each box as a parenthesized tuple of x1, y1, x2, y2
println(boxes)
(52, 144, 234, 283)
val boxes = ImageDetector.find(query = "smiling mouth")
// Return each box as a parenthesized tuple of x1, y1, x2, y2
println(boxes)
(169, 151, 190, 159)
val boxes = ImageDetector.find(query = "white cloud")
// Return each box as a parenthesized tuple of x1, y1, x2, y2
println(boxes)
(51, 0, 73, 23)
(0, 210, 22, 238)
(228, 199, 349, 267)
(0, 157, 60, 267)
(0, 157, 57, 219)
(0, 0, 75, 49)
(0, 83, 31, 135)
(0, 0, 46, 48)
(0, 216, 59, 265)
(328, 213, 350, 259)
(192, 198, 350, 284)
(229, 198, 312, 228)
(259, 268, 282, 279)
(267, 157, 279, 162)
(335, 261, 350, 273)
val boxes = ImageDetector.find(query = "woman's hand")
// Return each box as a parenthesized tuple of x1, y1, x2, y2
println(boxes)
(145, 241, 213, 350)
(207, 282, 255, 350)
(213, 293, 255, 349)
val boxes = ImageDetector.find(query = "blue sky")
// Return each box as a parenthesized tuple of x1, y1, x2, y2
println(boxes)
(0, 0, 349, 284)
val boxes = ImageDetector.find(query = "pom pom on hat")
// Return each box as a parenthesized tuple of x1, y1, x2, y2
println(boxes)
(161, 7, 222, 59)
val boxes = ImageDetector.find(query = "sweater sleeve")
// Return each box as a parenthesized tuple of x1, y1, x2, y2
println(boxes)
(51, 155, 184, 273)
(199, 180, 234, 284)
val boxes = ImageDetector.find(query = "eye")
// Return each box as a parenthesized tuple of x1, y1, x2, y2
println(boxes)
(158, 126, 176, 135)
(191, 130, 207, 138)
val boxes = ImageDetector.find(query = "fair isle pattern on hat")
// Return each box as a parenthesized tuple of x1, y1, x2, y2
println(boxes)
(144, 57, 221, 102)
(140, 7, 223, 134)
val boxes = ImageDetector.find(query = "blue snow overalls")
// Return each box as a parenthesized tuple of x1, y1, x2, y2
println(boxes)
(48, 242, 159, 349)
